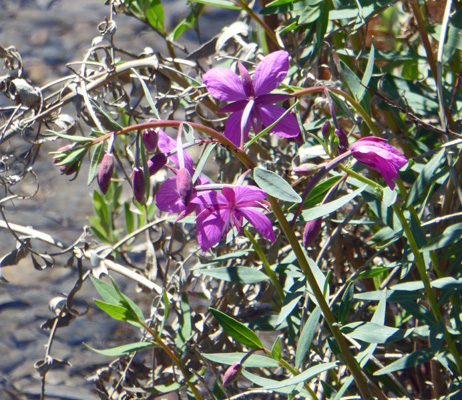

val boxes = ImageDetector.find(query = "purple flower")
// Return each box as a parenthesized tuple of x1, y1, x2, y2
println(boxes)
(202, 51, 300, 146)
(350, 137, 408, 189)
(155, 130, 209, 218)
(191, 185, 275, 251)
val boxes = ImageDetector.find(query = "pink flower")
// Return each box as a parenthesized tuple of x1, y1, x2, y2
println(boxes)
(350, 137, 408, 190)
(191, 185, 275, 251)
(202, 51, 299, 146)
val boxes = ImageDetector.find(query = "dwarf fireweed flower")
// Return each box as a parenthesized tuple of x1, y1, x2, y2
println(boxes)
(350, 137, 408, 190)
(191, 185, 275, 251)
(202, 50, 300, 147)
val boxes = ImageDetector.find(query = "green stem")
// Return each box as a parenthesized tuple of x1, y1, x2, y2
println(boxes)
(267, 195, 372, 398)
(292, 87, 380, 136)
(391, 204, 462, 373)
(244, 229, 285, 303)
(139, 320, 204, 399)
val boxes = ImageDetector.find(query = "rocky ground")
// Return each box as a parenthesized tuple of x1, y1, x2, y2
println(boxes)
(0, 1, 237, 398)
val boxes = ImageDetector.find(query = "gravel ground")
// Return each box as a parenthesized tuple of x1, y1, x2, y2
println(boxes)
(0, 1, 238, 398)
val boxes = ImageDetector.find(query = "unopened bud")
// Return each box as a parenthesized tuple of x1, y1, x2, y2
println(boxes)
(334, 128, 349, 154)
(142, 128, 158, 152)
(59, 162, 79, 176)
(148, 153, 167, 176)
(293, 163, 319, 176)
(176, 168, 193, 206)
(321, 120, 331, 139)
(53, 145, 72, 164)
(132, 167, 146, 203)
(97, 153, 114, 194)
(223, 363, 242, 387)
(303, 218, 322, 248)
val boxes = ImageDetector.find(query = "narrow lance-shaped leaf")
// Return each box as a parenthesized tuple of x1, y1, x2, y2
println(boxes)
(209, 308, 264, 349)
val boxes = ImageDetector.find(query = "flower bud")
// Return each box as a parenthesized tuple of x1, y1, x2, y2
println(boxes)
(293, 163, 319, 176)
(53, 145, 72, 164)
(147, 153, 167, 176)
(303, 218, 322, 248)
(142, 128, 158, 152)
(321, 120, 331, 139)
(334, 128, 349, 154)
(132, 167, 146, 203)
(97, 153, 114, 194)
(59, 162, 79, 176)
(223, 363, 242, 387)
(176, 168, 193, 206)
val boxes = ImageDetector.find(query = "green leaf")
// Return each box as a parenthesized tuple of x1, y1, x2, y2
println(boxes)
(340, 60, 365, 102)
(271, 336, 282, 361)
(88, 141, 104, 186)
(209, 308, 264, 349)
(196, 250, 250, 265)
(141, 0, 165, 32)
(84, 341, 156, 357)
(277, 281, 304, 325)
(374, 348, 436, 376)
(191, 0, 240, 10)
(341, 322, 413, 344)
(295, 306, 321, 369)
(130, 68, 160, 119)
(421, 223, 462, 251)
(254, 168, 302, 203)
(94, 299, 136, 322)
(362, 41, 375, 89)
(338, 282, 354, 324)
(192, 143, 216, 184)
(176, 292, 192, 349)
(197, 267, 270, 284)
(48, 130, 93, 142)
(302, 185, 367, 222)
(405, 149, 445, 208)
(91, 276, 120, 305)
(201, 352, 279, 368)
(242, 362, 338, 389)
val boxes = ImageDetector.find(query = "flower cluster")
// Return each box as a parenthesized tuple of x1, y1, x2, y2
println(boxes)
(153, 130, 275, 251)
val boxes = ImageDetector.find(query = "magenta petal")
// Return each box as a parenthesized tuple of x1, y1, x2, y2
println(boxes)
(156, 177, 184, 213)
(203, 68, 247, 101)
(218, 100, 248, 113)
(259, 105, 300, 138)
(196, 209, 230, 251)
(258, 93, 293, 105)
(232, 185, 267, 203)
(224, 110, 251, 147)
(158, 130, 194, 173)
(253, 51, 289, 97)
(238, 207, 275, 242)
